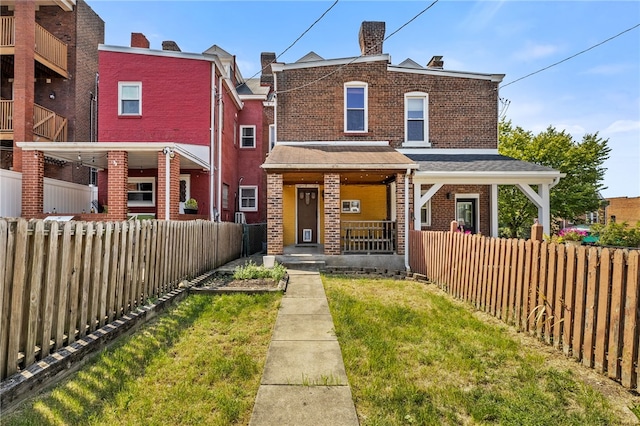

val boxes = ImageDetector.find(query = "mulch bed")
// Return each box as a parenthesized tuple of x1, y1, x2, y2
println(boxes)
(190, 273, 287, 294)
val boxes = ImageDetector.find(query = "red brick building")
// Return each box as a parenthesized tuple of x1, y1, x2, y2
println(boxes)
(264, 21, 562, 261)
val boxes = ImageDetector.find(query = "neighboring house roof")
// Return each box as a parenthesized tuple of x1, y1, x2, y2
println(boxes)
(407, 154, 557, 173)
(262, 143, 417, 170)
(397, 58, 423, 69)
(237, 78, 270, 98)
(296, 52, 325, 63)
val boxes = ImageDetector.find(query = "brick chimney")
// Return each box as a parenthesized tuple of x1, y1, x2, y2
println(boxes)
(131, 32, 149, 48)
(162, 40, 181, 52)
(427, 55, 444, 69)
(260, 52, 276, 86)
(359, 21, 385, 56)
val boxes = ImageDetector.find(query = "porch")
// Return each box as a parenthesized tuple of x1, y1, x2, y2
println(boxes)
(275, 243, 405, 271)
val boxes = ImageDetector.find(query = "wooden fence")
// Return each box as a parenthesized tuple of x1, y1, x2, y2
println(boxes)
(0, 218, 242, 380)
(409, 230, 640, 392)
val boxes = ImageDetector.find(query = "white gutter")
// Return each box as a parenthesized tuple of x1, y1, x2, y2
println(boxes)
(404, 168, 411, 272)
(217, 77, 223, 220)
(210, 64, 216, 221)
(163, 147, 171, 220)
(273, 69, 278, 149)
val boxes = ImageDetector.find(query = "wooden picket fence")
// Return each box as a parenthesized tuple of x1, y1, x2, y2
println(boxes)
(409, 230, 640, 392)
(0, 218, 242, 381)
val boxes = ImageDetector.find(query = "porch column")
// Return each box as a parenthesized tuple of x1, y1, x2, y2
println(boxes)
(107, 151, 128, 221)
(324, 173, 341, 255)
(21, 150, 44, 218)
(490, 184, 499, 237)
(267, 173, 283, 255)
(12, 0, 36, 172)
(396, 172, 406, 255)
(157, 150, 180, 220)
(516, 183, 552, 236)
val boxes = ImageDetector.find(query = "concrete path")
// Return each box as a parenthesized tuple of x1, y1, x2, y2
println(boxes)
(249, 269, 359, 426)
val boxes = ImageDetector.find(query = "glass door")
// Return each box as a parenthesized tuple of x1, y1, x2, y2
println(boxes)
(456, 198, 477, 234)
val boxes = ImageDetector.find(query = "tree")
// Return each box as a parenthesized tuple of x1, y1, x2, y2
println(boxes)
(498, 120, 610, 238)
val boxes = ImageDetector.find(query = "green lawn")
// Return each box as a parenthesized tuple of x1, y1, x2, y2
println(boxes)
(3, 293, 281, 426)
(323, 275, 634, 426)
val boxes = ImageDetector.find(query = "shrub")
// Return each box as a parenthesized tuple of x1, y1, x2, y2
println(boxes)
(591, 221, 640, 248)
(233, 260, 286, 283)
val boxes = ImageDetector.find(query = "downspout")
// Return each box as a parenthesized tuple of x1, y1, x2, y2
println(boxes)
(404, 168, 411, 271)
(163, 147, 172, 220)
(210, 65, 216, 221)
(273, 72, 278, 149)
(217, 77, 223, 219)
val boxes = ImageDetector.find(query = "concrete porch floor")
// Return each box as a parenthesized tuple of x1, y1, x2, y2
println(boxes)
(276, 244, 406, 271)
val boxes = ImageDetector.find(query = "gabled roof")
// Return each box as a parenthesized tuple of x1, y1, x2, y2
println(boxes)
(407, 154, 558, 173)
(202, 44, 233, 58)
(397, 58, 423, 69)
(237, 78, 270, 98)
(296, 51, 325, 63)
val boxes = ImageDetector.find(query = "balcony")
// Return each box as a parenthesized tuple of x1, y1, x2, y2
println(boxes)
(0, 100, 68, 142)
(0, 16, 69, 78)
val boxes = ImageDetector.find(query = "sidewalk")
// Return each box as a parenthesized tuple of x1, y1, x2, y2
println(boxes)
(249, 269, 359, 426)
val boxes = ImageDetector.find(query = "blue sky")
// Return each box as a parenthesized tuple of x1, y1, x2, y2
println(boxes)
(86, 0, 640, 198)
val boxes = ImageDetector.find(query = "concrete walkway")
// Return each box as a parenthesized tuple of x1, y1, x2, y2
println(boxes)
(249, 269, 359, 426)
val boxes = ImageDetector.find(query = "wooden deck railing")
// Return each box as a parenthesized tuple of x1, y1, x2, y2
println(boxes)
(0, 100, 12, 133)
(0, 17, 68, 75)
(342, 220, 396, 254)
(0, 219, 243, 381)
(33, 103, 67, 142)
(409, 230, 640, 392)
(0, 16, 14, 47)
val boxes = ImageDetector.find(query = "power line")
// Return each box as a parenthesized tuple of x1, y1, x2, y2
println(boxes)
(276, 0, 440, 95)
(501, 23, 640, 89)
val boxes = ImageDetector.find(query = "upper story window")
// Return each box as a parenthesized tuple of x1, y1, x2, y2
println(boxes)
(344, 82, 368, 132)
(118, 82, 142, 116)
(404, 92, 429, 147)
(269, 124, 276, 151)
(240, 125, 256, 148)
(239, 186, 258, 212)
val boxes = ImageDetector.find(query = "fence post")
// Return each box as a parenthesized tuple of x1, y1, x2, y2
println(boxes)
(531, 222, 543, 242)
(450, 220, 459, 233)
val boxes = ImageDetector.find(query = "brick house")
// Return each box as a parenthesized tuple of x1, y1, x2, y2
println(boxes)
(264, 21, 561, 263)
(17, 33, 271, 222)
(1, 0, 104, 217)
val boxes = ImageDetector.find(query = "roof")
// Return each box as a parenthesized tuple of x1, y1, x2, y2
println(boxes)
(262, 143, 417, 171)
(407, 154, 558, 173)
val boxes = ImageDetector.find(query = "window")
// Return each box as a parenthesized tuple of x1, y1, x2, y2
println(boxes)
(127, 177, 155, 207)
(222, 184, 229, 209)
(239, 186, 258, 212)
(404, 92, 429, 146)
(118, 82, 141, 115)
(341, 200, 360, 213)
(420, 199, 432, 227)
(344, 82, 368, 132)
(269, 124, 276, 150)
(240, 125, 256, 148)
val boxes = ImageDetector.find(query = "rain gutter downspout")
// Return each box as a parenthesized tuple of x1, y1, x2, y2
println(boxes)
(404, 167, 411, 272)
(210, 65, 216, 221)
(217, 77, 223, 219)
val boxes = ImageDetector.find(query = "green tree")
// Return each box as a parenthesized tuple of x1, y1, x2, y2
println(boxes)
(498, 120, 610, 238)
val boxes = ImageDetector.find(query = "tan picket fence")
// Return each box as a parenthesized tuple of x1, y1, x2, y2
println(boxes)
(0, 219, 242, 380)
(409, 230, 640, 392)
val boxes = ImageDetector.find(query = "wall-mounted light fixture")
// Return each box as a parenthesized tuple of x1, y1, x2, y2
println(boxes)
(446, 192, 452, 200)
(49, 91, 56, 100)
(162, 146, 175, 159)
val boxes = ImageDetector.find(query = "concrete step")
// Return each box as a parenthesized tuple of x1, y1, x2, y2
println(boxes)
(280, 260, 327, 271)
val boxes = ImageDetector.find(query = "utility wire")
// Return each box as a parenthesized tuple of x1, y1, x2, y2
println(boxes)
(276, 0, 440, 95)
(501, 23, 640, 89)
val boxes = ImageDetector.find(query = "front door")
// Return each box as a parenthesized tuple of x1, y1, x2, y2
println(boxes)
(456, 198, 477, 234)
(297, 188, 318, 244)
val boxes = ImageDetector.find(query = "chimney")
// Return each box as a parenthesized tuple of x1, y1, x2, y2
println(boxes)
(162, 40, 181, 52)
(427, 55, 444, 69)
(260, 52, 276, 86)
(359, 21, 385, 56)
(131, 32, 149, 48)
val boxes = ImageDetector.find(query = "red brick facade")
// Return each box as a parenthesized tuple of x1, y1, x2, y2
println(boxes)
(107, 151, 128, 220)
(21, 151, 44, 217)
(267, 173, 284, 254)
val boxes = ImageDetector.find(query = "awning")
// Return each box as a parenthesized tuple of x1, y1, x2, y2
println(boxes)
(262, 142, 417, 171)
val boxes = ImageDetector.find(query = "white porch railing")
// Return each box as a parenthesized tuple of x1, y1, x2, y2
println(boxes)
(342, 220, 396, 254)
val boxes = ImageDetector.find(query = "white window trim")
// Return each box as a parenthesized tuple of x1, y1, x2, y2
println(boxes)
(240, 125, 256, 148)
(341, 199, 361, 213)
(420, 198, 432, 227)
(118, 81, 142, 116)
(403, 91, 429, 147)
(127, 177, 155, 207)
(344, 81, 368, 133)
(239, 185, 258, 212)
(455, 193, 480, 231)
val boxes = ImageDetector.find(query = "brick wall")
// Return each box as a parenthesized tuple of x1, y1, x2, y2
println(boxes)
(21, 151, 44, 217)
(275, 60, 498, 149)
(107, 151, 128, 220)
(418, 184, 491, 235)
(324, 173, 341, 255)
(396, 173, 406, 255)
(606, 196, 640, 225)
(267, 173, 283, 254)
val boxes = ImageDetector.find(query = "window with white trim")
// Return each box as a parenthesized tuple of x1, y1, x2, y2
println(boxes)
(420, 199, 432, 227)
(127, 177, 155, 207)
(240, 125, 256, 148)
(269, 124, 276, 150)
(239, 186, 258, 212)
(222, 184, 229, 209)
(118, 82, 142, 115)
(404, 92, 429, 146)
(344, 82, 368, 132)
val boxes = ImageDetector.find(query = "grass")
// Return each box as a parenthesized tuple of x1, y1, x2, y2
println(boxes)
(3, 292, 281, 426)
(323, 275, 626, 426)
(233, 260, 287, 283)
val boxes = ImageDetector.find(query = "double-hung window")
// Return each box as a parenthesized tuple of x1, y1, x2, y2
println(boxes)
(404, 92, 429, 146)
(344, 82, 368, 132)
(118, 82, 142, 115)
(239, 186, 258, 212)
(240, 125, 256, 148)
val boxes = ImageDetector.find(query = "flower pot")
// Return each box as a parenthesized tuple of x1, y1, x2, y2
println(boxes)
(263, 255, 275, 269)
(565, 240, 581, 247)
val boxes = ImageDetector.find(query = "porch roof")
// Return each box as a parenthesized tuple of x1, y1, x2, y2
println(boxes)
(262, 142, 418, 171)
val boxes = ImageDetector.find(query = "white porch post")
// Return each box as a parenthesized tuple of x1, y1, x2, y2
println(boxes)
(539, 183, 551, 236)
(413, 182, 444, 230)
(491, 184, 498, 237)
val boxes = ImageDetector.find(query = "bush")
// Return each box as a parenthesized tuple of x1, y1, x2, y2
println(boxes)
(233, 260, 286, 283)
(591, 221, 640, 248)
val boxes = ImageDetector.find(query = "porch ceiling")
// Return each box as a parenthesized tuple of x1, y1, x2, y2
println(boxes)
(281, 170, 397, 185)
